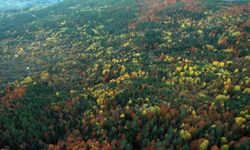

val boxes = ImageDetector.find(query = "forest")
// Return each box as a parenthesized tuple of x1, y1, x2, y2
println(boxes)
(0, 0, 249, 149)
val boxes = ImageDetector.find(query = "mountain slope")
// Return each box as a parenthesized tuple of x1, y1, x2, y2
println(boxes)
(0, 0, 250, 149)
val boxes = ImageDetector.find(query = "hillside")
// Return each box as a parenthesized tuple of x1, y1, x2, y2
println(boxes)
(0, 0, 250, 149)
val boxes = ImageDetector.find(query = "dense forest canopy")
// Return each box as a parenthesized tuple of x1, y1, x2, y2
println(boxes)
(0, 0, 249, 149)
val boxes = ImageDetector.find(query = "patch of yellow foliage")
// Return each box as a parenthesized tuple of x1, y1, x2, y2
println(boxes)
(21, 77, 33, 84)
(235, 117, 246, 125)
(212, 61, 225, 68)
(179, 129, 191, 141)
(199, 139, 209, 150)
(40, 71, 49, 80)
(215, 95, 229, 101)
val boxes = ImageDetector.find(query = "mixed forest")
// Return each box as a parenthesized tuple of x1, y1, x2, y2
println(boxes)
(0, 0, 250, 149)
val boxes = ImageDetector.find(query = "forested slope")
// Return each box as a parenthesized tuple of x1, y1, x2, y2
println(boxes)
(0, 0, 250, 149)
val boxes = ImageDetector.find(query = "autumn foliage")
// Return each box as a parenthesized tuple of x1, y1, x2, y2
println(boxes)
(0, 0, 250, 149)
